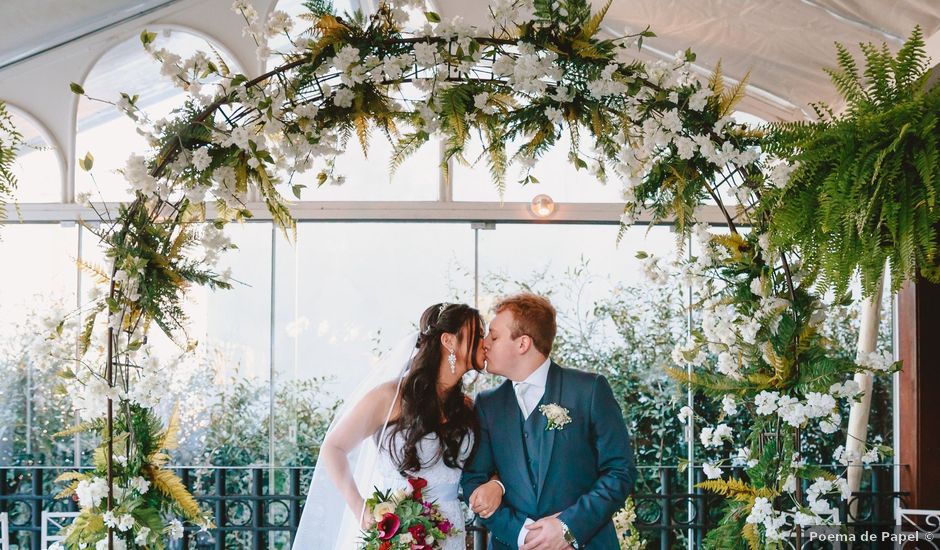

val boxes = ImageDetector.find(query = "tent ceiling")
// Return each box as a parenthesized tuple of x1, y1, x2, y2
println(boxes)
(0, 0, 938, 122)
(444, 0, 940, 119)
(0, 0, 179, 69)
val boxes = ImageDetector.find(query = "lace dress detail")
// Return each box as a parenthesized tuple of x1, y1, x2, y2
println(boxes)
(372, 431, 473, 550)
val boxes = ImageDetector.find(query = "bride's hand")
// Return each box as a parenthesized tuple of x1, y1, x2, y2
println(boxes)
(358, 500, 376, 530)
(469, 480, 504, 519)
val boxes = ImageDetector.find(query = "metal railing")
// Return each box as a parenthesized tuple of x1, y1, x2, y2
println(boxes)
(0, 465, 906, 549)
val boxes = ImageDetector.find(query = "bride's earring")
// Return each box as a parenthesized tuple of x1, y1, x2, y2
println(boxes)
(447, 349, 457, 374)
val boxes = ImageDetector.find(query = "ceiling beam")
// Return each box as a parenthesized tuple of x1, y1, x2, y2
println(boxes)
(799, 0, 905, 43)
(2, 201, 743, 227)
(0, 0, 188, 72)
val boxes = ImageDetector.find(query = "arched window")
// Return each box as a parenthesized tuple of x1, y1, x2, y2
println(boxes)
(5, 106, 63, 203)
(75, 28, 240, 202)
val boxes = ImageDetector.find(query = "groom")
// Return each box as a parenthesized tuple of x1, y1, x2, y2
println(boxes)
(461, 293, 637, 550)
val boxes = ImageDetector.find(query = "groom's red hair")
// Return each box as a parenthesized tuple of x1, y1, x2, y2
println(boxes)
(495, 292, 557, 357)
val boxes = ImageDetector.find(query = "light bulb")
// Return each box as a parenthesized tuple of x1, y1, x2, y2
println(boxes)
(530, 194, 555, 218)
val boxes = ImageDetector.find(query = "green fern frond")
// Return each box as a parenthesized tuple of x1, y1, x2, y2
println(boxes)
(0, 101, 23, 229)
(765, 27, 940, 296)
(578, 0, 612, 41)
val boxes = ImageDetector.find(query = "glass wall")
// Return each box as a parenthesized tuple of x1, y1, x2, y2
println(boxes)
(0, 223, 79, 465)
(0, 219, 895, 498)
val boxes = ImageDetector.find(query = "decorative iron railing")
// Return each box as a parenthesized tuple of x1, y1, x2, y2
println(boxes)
(0, 465, 906, 549)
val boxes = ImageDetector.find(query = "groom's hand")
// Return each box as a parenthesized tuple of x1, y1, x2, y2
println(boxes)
(520, 515, 572, 550)
(469, 480, 503, 519)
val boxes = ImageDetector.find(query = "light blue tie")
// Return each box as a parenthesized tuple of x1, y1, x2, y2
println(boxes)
(514, 382, 533, 419)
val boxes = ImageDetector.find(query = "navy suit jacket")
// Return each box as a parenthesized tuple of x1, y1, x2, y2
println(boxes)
(461, 362, 637, 549)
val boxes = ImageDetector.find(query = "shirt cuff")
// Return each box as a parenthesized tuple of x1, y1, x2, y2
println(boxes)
(493, 480, 506, 495)
(517, 518, 534, 548)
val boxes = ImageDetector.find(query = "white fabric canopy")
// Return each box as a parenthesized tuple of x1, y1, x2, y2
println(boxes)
(0, 0, 937, 201)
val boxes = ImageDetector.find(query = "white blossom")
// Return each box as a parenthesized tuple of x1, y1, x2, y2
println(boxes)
(414, 42, 437, 68)
(191, 148, 211, 171)
(167, 519, 184, 540)
(834, 477, 851, 500)
(776, 395, 807, 427)
(702, 462, 722, 479)
(716, 352, 739, 379)
(721, 395, 737, 416)
(266, 10, 293, 35)
(473, 92, 497, 115)
(833, 445, 860, 466)
(746, 497, 772, 524)
(75, 477, 109, 508)
(129, 476, 151, 495)
(782, 474, 797, 493)
(116, 514, 135, 532)
(732, 447, 758, 468)
(687, 87, 709, 111)
(766, 159, 797, 189)
(641, 255, 669, 285)
(332, 45, 360, 73)
(754, 391, 779, 415)
(819, 412, 841, 434)
(545, 106, 564, 125)
(856, 349, 894, 372)
(333, 88, 355, 108)
(804, 392, 836, 418)
(673, 136, 696, 160)
(699, 423, 733, 448)
(123, 154, 157, 196)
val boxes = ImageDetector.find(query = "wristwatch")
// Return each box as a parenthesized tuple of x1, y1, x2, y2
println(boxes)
(558, 519, 579, 549)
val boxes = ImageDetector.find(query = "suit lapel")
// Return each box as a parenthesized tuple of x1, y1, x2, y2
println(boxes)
(536, 362, 562, 496)
(497, 382, 536, 502)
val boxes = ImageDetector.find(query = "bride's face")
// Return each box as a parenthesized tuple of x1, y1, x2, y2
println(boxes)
(453, 321, 485, 376)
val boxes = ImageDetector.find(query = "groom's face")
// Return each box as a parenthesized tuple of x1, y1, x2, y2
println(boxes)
(483, 310, 520, 377)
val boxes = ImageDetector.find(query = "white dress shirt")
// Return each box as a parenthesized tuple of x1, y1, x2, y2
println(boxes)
(514, 358, 551, 547)
(513, 357, 551, 419)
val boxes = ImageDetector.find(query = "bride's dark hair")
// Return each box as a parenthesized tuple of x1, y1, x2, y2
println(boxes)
(388, 303, 483, 475)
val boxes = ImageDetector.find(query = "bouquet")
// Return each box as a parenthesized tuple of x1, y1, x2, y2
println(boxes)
(360, 477, 457, 550)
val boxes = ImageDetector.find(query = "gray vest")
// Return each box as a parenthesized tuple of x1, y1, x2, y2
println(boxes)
(519, 402, 545, 495)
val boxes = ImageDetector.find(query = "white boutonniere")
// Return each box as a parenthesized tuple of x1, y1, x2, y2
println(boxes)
(539, 403, 571, 430)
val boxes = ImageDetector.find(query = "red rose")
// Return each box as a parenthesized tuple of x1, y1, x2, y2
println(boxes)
(438, 519, 453, 534)
(379, 543, 391, 550)
(408, 477, 428, 501)
(377, 513, 401, 540)
(408, 523, 426, 541)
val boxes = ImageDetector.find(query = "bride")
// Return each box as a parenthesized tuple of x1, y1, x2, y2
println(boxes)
(292, 302, 502, 549)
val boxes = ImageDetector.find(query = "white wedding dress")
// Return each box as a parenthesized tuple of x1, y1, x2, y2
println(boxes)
(372, 430, 472, 550)
(291, 331, 474, 550)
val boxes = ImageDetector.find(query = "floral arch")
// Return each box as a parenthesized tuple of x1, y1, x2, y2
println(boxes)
(0, 0, 935, 548)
